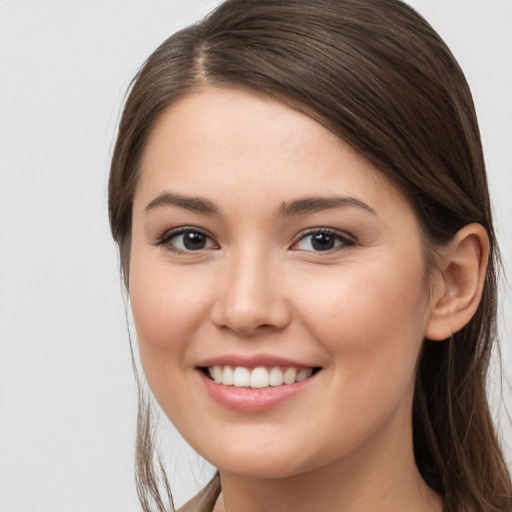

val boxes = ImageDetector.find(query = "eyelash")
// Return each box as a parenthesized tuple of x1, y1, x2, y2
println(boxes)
(157, 227, 218, 253)
(157, 227, 355, 253)
(291, 228, 355, 252)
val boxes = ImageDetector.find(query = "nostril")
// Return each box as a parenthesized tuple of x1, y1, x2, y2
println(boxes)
(210, 265, 291, 334)
(211, 299, 291, 334)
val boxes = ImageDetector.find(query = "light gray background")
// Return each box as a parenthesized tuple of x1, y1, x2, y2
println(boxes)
(0, 1, 510, 511)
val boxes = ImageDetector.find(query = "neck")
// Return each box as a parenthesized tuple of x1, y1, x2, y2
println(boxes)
(217, 411, 442, 512)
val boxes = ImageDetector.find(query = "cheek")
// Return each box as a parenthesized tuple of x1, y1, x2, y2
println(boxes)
(288, 261, 429, 457)
(295, 256, 430, 377)
(130, 257, 206, 344)
(128, 270, 209, 424)
(128, 257, 211, 401)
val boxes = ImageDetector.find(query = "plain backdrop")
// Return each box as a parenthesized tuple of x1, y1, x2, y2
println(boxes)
(0, 1, 510, 511)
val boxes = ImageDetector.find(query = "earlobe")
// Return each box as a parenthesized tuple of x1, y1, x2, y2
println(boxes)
(425, 223, 489, 341)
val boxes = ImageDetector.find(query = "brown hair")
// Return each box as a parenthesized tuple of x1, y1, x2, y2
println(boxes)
(108, 0, 512, 510)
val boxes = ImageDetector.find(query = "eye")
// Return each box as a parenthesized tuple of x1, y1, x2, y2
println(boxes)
(292, 229, 354, 252)
(159, 228, 218, 252)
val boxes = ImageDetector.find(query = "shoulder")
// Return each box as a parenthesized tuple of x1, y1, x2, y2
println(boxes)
(177, 473, 221, 512)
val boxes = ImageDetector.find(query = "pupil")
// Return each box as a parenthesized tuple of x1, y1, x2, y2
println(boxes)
(184, 232, 206, 250)
(312, 233, 334, 251)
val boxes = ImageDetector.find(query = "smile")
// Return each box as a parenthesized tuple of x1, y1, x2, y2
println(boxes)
(205, 365, 318, 388)
(199, 363, 321, 412)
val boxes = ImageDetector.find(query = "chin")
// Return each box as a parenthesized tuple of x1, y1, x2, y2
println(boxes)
(215, 454, 314, 480)
(193, 435, 331, 481)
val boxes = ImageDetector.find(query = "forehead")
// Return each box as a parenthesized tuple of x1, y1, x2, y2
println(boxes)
(135, 86, 406, 218)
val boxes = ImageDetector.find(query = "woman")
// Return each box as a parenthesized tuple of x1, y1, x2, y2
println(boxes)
(108, 0, 512, 510)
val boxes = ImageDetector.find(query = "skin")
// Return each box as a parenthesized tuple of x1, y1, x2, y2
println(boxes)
(127, 86, 471, 511)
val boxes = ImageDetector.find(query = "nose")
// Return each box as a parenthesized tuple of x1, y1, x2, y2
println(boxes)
(211, 250, 291, 335)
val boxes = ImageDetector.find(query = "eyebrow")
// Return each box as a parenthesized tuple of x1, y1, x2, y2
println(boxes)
(145, 192, 219, 215)
(278, 196, 377, 216)
(145, 191, 376, 217)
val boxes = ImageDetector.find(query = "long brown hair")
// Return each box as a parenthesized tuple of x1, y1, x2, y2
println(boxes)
(108, 0, 512, 510)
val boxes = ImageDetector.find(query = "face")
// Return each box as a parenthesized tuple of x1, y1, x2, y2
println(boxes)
(129, 87, 438, 479)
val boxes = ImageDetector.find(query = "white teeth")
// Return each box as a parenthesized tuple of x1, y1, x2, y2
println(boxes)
(233, 367, 251, 387)
(210, 365, 223, 384)
(222, 365, 234, 386)
(250, 367, 269, 388)
(269, 367, 284, 386)
(283, 367, 297, 385)
(207, 365, 315, 388)
(296, 368, 313, 382)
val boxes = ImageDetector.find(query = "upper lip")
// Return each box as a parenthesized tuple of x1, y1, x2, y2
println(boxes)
(197, 354, 319, 369)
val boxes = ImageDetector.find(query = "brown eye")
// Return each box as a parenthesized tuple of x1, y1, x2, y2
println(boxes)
(310, 233, 336, 251)
(161, 228, 217, 252)
(293, 230, 354, 252)
(181, 231, 208, 250)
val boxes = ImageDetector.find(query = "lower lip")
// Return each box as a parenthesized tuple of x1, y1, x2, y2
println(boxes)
(198, 370, 317, 413)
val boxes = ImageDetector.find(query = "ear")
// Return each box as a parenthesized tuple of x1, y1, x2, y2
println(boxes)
(425, 223, 489, 341)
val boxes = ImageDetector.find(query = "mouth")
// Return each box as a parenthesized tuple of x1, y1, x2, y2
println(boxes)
(200, 365, 322, 389)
